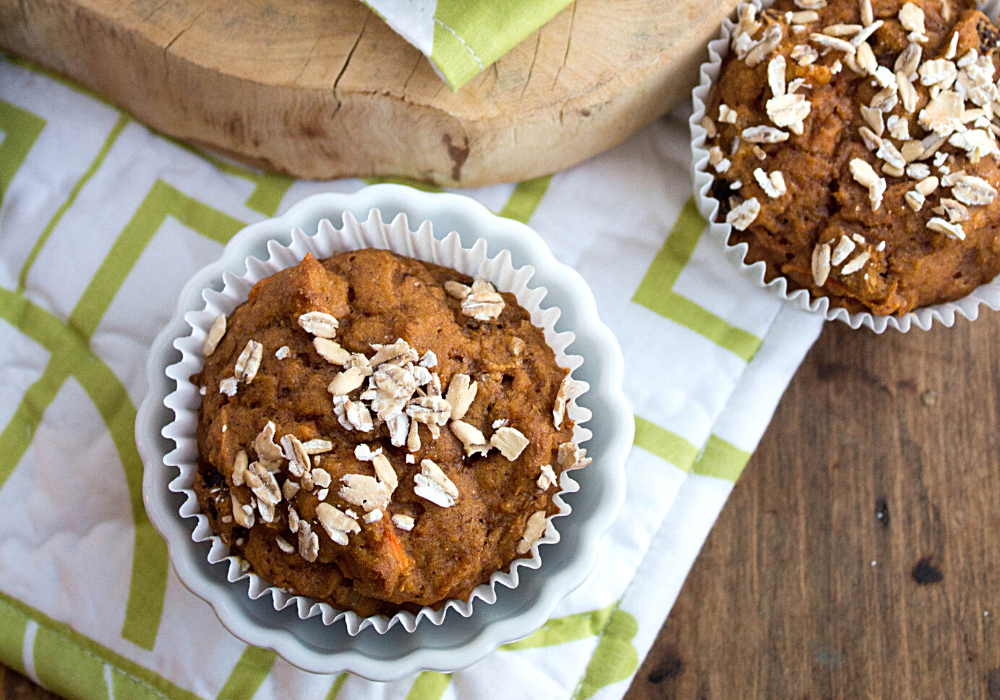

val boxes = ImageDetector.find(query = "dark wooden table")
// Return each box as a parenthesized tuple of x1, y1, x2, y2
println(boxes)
(626, 313, 1000, 700)
(4, 314, 1000, 700)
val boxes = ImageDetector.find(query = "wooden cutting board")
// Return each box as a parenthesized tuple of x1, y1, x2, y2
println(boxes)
(0, 0, 739, 186)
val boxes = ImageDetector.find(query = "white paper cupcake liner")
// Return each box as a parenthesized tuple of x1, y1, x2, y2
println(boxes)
(690, 0, 1000, 332)
(162, 208, 593, 636)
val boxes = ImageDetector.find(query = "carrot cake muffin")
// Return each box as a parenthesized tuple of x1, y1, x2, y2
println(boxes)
(192, 249, 590, 617)
(704, 0, 1000, 315)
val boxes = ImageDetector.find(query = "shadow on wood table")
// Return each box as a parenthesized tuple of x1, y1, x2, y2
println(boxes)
(627, 312, 1000, 699)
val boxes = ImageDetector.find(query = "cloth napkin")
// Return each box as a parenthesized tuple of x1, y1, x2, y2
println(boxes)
(359, 0, 572, 90)
(0, 54, 824, 700)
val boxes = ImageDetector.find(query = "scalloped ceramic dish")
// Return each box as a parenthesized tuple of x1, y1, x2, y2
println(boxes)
(166, 207, 596, 636)
(136, 185, 633, 680)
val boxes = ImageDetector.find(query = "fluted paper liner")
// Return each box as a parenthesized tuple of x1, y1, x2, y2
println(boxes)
(161, 209, 592, 635)
(690, 0, 1000, 332)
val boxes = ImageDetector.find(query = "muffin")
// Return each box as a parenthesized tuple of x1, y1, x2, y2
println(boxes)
(192, 249, 590, 617)
(704, 0, 1000, 316)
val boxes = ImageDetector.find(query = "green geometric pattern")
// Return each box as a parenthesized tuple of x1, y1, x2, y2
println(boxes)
(632, 197, 763, 362)
(215, 646, 277, 700)
(632, 415, 699, 472)
(17, 113, 129, 292)
(497, 175, 552, 224)
(0, 103, 618, 693)
(428, 0, 573, 90)
(693, 434, 752, 482)
(1, 173, 245, 650)
(0, 99, 46, 208)
(633, 416, 751, 483)
(113, 668, 177, 700)
(571, 605, 639, 700)
(69, 179, 244, 336)
(0, 55, 771, 700)
(0, 288, 168, 652)
(35, 623, 110, 700)
(0, 592, 203, 700)
(179, 144, 295, 217)
(324, 674, 348, 700)
(362, 174, 553, 226)
(501, 601, 616, 650)
(0, 600, 27, 676)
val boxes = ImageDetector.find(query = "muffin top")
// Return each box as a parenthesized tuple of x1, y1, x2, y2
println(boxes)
(706, 0, 1000, 315)
(192, 249, 589, 616)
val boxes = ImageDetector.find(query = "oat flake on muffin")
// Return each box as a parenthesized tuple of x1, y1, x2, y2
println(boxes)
(706, 0, 1000, 315)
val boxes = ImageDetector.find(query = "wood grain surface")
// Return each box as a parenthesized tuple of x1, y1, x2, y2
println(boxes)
(6, 313, 1000, 697)
(0, 0, 741, 186)
(0, 665, 55, 700)
(626, 315, 1000, 700)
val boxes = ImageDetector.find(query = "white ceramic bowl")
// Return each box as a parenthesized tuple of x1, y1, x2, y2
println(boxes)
(166, 206, 596, 636)
(136, 185, 633, 680)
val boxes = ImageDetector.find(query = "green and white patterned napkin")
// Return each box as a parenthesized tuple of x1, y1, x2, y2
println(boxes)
(360, 0, 573, 90)
(0, 54, 823, 700)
